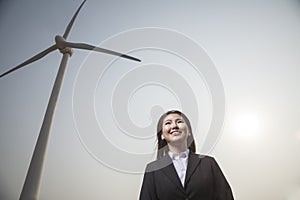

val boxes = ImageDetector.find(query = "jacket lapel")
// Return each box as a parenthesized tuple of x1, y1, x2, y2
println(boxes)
(158, 152, 203, 192)
(184, 152, 202, 187)
(160, 155, 186, 193)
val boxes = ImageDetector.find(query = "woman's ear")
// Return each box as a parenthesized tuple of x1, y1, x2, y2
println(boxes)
(161, 134, 165, 140)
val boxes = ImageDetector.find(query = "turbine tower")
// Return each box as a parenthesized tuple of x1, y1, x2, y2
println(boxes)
(0, 1, 140, 199)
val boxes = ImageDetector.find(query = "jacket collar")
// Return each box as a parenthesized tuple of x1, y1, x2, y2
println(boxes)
(158, 151, 203, 191)
(184, 152, 203, 187)
(160, 155, 184, 192)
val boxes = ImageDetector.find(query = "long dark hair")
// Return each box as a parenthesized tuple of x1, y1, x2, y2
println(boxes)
(156, 110, 196, 159)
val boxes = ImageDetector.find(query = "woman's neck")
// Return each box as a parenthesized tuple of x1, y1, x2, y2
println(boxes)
(168, 143, 188, 154)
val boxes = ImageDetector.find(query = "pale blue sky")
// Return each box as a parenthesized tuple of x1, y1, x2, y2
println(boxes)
(1, 0, 300, 199)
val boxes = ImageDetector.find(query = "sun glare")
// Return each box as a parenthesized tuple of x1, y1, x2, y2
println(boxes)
(234, 114, 261, 138)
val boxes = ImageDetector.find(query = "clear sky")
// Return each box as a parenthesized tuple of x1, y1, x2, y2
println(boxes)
(1, 0, 300, 199)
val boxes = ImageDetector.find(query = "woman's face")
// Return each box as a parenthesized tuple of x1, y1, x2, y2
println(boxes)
(161, 113, 190, 145)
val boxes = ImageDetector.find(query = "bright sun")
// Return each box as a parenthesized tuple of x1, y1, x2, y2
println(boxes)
(234, 114, 261, 138)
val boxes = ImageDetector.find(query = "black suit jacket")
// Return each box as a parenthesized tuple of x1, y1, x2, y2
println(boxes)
(139, 152, 234, 200)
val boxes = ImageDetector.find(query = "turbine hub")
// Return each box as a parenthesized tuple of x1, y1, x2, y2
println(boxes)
(55, 35, 73, 56)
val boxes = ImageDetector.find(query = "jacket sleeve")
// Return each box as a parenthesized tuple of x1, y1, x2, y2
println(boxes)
(140, 164, 158, 200)
(210, 157, 234, 200)
(139, 165, 158, 200)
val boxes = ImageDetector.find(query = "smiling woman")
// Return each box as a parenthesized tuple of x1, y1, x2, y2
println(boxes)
(156, 110, 196, 159)
(139, 110, 234, 200)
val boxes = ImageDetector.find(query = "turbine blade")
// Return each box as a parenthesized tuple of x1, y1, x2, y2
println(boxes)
(63, 0, 87, 39)
(0, 45, 57, 78)
(64, 42, 141, 62)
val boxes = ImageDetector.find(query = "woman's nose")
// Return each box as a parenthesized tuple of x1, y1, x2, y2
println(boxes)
(171, 122, 178, 129)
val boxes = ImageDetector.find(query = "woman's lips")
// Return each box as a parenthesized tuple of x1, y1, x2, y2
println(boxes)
(170, 130, 180, 135)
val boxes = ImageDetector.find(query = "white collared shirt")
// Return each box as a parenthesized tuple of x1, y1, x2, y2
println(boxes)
(168, 149, 189, 187)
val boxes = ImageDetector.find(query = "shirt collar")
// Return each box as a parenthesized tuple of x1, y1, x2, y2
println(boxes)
(168, 149, 190, 160)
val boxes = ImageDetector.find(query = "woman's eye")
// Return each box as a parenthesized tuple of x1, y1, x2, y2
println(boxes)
(165, 122, 171, 125)
(177, 120, 183, 123)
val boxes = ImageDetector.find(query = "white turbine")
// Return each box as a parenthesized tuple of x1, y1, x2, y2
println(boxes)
(0, 1, 140, 199)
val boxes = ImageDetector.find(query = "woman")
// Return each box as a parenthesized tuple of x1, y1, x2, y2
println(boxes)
(139, 110, 234, 200)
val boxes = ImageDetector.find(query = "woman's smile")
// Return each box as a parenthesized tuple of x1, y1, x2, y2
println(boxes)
(170, 130, 180, 135)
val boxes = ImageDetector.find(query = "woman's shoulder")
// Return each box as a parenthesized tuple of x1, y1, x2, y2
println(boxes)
(144, 155, 172, 172)
(189, 153, 222, 167)
(189, 152, 215, 160)
(189, 153, 223, 167)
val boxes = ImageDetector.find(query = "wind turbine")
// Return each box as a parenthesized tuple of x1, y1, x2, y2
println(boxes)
(0, 1, 140, 199)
